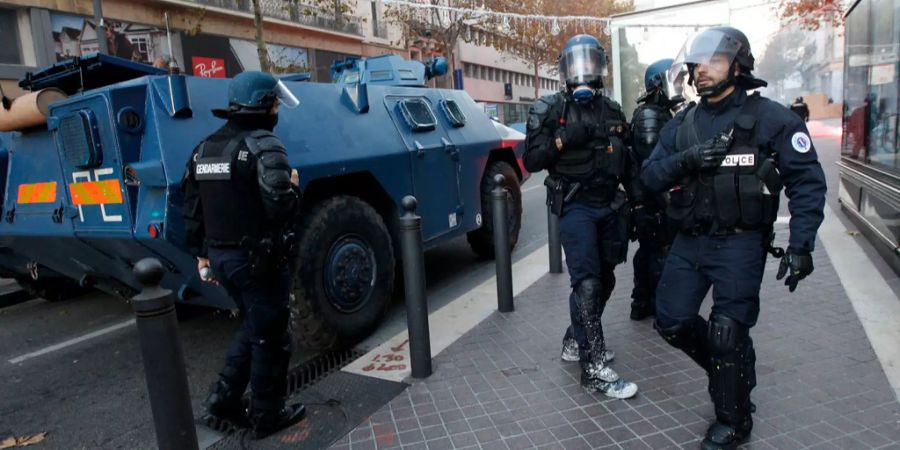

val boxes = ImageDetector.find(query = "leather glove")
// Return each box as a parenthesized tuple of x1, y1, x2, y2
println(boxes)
(555, 124, 589, 149)
(776, 251, 814, 292)
(678, 133, 732, 171)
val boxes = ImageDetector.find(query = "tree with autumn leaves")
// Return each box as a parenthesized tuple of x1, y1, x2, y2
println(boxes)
(385, 0, 633, 93)
(778, 0, 843, 30)
(484, 0, 633, 99)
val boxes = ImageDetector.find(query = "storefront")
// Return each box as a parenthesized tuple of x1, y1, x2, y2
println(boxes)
(837, 0, 900, 273)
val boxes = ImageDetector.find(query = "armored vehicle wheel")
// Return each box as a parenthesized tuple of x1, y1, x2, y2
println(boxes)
(15, 276, 85, 302)
(291, 196, 395, 350)
(467, 161, 522, 259)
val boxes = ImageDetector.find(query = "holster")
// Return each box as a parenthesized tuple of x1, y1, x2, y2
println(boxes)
(545, 177, 566, 216)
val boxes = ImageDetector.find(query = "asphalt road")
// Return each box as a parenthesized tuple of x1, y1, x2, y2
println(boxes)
(0, 171, 550, 450)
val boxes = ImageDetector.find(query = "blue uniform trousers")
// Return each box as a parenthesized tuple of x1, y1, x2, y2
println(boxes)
(208, 247, 293, 410)
(559, 203, 623, 362)
(655, 231, 767, 329)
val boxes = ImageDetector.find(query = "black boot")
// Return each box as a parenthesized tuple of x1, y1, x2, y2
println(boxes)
(250, 402, 307, 440)
(701, 417, 753, 450)
(630, 299, 655, 320)
(205, 380, 249, 428)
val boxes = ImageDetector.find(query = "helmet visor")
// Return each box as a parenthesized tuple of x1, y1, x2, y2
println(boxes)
(667, 29, 741, 86)
(560, 43, 608, 85)
(274, 80, 300, 108)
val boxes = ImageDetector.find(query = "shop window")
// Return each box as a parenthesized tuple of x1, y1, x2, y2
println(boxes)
(0, 8, 22, 65)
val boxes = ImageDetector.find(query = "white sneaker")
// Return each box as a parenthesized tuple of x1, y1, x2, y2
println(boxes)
(560, 338, 614, 363)
(588, 379, 638, 399)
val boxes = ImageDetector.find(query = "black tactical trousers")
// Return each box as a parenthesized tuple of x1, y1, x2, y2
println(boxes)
(208, 247, 293, 412)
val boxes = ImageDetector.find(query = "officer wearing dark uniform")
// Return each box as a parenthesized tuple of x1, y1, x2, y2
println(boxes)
(525, 35, 638, 399)
(790, 96, 810, 122)
(641, 27, 826, 449)
(628, 58, 683, 320)
(182, 71, 305, 439)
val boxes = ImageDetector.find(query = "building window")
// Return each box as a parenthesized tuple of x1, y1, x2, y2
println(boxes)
(842, 0, 899, 173)
(0, 8, 22, 65)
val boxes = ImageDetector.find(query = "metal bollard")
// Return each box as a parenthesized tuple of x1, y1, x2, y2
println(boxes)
(132, 258, 199, 450)
(547, 203, 563, 273)
(399, 196, 433, 378)
(492, 175, 514, 312)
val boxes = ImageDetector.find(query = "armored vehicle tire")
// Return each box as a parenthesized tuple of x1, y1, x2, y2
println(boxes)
(467, 161, 523, 259)
(291, 196, 395, 350)
(15, 276, 85, 302)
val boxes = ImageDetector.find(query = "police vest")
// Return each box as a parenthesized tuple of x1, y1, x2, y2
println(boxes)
(193, 129, 270, 244)
(550, 96, 629, 198)
(668, 93, 783, 232)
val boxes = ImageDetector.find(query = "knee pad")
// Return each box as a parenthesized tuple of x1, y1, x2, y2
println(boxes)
(655, 316, 707, 349)
(708, 314, 749, 357)
(575, 277, 603, 300)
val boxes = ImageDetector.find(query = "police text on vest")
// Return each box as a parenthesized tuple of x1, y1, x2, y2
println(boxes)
(721, 154, 755, 167)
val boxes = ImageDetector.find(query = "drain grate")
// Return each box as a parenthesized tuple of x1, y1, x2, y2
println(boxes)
(201, 347, 365, 434)
(286, 347, 365, 395)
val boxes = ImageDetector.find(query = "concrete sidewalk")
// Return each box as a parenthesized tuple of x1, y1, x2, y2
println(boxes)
(330, 221, 900, 450)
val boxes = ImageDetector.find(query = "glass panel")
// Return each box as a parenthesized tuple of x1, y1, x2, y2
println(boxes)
(440, 99, 466, 127)
(399, 98, 436, 132)
(0, 8, 21, 64)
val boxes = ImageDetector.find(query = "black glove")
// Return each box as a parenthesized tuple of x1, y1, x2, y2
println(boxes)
(678, 133, 732, 171)
(776, 251, 814, 292)
(631, 205, 653, 240)
(555, 124, 588, 149)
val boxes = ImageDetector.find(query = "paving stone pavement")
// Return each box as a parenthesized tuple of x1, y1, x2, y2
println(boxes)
(332, 229, 900, 450)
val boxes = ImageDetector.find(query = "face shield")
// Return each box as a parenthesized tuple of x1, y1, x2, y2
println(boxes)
(559, 43, 608, 86)
(273, 80, 300, 109)
(667, 29, 742, 89)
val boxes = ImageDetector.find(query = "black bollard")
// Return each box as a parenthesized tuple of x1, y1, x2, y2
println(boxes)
(547, 203, 563, 273)
(132, 258, 199, 450)
(399, 196, 433, 378)
(492, 175, 514, 312)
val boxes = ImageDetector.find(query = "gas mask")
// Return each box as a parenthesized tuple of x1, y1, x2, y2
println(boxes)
(571, 85, 596, 104)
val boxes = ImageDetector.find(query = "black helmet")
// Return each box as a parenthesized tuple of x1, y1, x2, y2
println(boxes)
(668, 26, 766, 97)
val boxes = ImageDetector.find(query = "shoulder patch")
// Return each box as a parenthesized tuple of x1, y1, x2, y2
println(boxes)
(791, 132, 812, 153)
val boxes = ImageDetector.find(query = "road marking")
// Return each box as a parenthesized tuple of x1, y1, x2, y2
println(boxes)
(344, 244, 553, 382)
(523, 184, 544, 194)
(8, 319, 136, 364)
(819, 204, 900, 402)
(775, 216, 790, 224)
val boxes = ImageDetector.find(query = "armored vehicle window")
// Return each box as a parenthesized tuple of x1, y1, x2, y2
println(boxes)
(440, 99, 466, 128)
(398, 98, 437, 132)
(370, 70, 393, 81)
(344, 71, 360, 84)
(59, 111, 102, 169)
(398, 69, 418, 80)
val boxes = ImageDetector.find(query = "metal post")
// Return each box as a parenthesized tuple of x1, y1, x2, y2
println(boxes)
(399, 196, 432, 378)
(132, 258, 199, 450)
(92, 0, 109, 55)
(492, 175, 514, 312)
(548, 203, 563, 274)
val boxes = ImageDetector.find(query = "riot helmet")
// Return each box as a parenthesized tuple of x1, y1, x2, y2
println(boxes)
(228, 71, 299, 112)
(558, 34, 608, 104)
(644, 58, 676, 96)
(667, 26, 766, 98)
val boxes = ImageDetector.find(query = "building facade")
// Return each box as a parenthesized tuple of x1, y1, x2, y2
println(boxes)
(838, 0, 900, 273)
(0, 0, 406, 97)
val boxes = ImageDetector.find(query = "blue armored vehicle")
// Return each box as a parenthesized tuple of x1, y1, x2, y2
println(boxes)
(0, 53, 528, 348)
